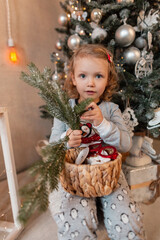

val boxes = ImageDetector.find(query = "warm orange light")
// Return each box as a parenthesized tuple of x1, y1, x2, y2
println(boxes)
(9, 47, 18, 63)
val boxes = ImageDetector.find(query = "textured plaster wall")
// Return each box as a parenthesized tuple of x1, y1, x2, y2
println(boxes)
(0, 0, 61, 179)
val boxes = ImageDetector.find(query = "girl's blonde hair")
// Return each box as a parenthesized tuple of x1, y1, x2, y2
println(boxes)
(64, 44, 119, 101)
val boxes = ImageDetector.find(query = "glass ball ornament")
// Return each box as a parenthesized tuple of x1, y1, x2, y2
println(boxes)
(67, 34, 81, 50)
(135, 37, 147, 49)
(52, 72, 60, 81)
(123, 47, 141, 65)
(55, 39, 62, 51)
(115, 24, 135, 47)
(58, 13, 68, 26)
(91, 8, 102, 24)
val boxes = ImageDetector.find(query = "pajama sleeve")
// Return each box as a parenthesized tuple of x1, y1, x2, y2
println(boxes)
(49, 117, 67, 143)
(93, 103, 132, 153)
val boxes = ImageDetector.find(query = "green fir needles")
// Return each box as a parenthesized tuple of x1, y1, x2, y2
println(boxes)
(18, 63, 92, 224)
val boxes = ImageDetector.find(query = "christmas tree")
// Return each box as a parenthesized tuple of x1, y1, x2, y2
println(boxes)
(18, 0, 160, 224)
(52, 0, 160, 137)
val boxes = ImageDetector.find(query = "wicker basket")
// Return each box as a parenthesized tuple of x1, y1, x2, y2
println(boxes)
(60, 147, 122, 198)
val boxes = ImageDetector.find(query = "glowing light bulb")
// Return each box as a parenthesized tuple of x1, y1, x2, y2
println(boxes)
(9, 47, 18, 63)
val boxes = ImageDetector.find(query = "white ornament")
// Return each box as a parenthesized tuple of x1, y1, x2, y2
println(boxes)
(147, 108, 160, 129)
(115, 24, 135, 47)
(135, 50, 153, 78)
(141, 136, 157, 159)
(71, 10, 88, 21)
(124, 47, 141, 65)
(122, 107, 138, 136)
(137, 9, 159, 31)
(91, 22, 107, 41)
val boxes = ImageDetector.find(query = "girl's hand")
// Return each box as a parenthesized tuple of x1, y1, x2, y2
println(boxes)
(66, 128, 82, 148)
(80, 102, 103, 126)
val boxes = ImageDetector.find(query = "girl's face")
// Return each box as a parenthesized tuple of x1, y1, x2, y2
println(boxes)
(72, 56, 109, 103)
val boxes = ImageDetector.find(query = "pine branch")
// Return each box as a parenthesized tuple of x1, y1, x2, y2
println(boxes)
(18, 137, 68, 225)
(19, 64, 93, 224)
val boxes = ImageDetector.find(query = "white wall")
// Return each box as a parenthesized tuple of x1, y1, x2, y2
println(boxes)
(0, 0, 62, 179)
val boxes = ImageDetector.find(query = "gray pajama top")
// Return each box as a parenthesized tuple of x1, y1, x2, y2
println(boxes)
(49, 99, 132, 153)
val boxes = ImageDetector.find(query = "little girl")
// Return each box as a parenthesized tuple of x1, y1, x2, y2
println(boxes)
(49, 44, 146, 240)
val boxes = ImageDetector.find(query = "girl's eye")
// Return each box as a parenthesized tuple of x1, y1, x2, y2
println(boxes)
(96, 74, 103, 79)
(80, 74, 86, 79)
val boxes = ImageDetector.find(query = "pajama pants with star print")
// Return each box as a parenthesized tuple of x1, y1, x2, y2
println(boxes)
(49, 170, 146, 240)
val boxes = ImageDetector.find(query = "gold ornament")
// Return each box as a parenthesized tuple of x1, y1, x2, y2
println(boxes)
(91, 8, 102, 24)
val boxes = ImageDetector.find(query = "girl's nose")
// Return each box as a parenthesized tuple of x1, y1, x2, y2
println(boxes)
(87, 77, 95, 86)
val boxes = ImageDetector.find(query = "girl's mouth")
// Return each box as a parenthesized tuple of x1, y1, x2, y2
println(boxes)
(86, 91, 96, 95)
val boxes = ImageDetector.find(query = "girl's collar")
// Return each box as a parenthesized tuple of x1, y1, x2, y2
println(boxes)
(75, 99, 102, 106)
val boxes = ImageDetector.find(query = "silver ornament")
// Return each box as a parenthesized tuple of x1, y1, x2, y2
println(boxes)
(124, 47, 141, 65)
(52, 72, 60, 81)
(135, 37, 147, 49)
(135, 51, 153, 78)
(55, 39, 62, 51)
(115, 24, 135, 47)
(58, 13, 68, 26)
(67, 34, 81, 50)
(91, 8, 102, 24)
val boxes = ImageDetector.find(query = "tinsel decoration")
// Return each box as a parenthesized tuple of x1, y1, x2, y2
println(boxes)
(18, 63, 93, 224)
